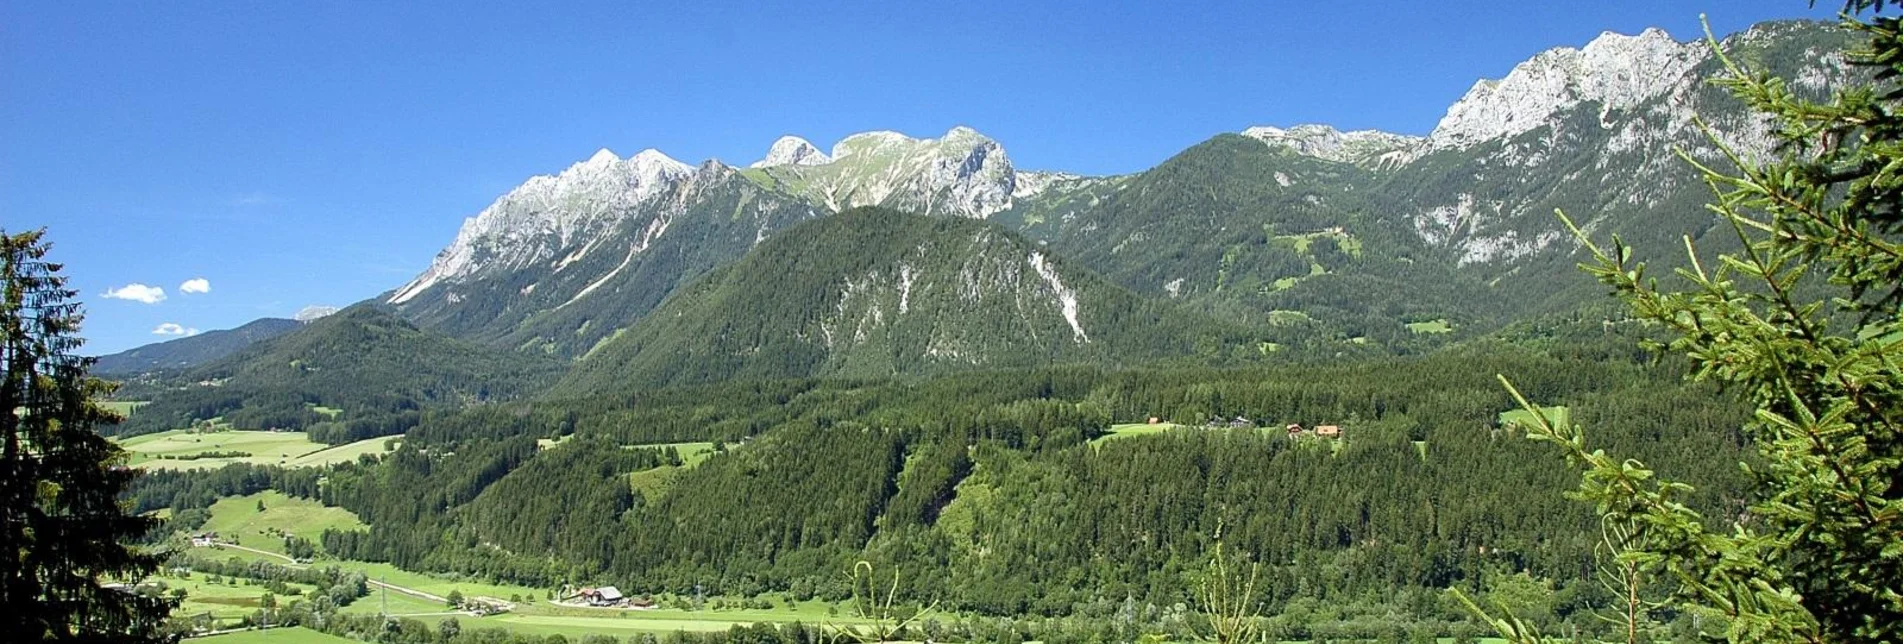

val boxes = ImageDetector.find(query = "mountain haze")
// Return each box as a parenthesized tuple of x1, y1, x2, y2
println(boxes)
(94, 317, 301, 375)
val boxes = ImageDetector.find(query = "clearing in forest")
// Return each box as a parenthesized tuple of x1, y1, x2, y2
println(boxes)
(200, 490, 368, 556)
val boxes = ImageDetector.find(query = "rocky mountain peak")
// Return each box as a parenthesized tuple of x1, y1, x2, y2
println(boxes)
(1424, 27, 1702, 152)
(1241, 124, 1423, 168)
(742, 127, 1020, 219)
(388, 147, 700, 305)
(751, 136, 831, 168)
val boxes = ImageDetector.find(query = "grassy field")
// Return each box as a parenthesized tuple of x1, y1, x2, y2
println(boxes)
(627, 442, 720, 498)
(118, 430, 329, 470)
(195, 626, 359, 644)
(141, 572, 320, 623)
(284, 436, 396, 467)
(340, 584, 448, 616)
(1266, 310, 1313, 326)
(1089, 423, 1180, 446)
(98, 400, 147, 416)
(657, 441, 717, 467)
(201, 491, 368, 555)
(435, 598, 883, 638)
(1499, 405, 1570, 431)
(1405, 319, 1454, 334)
(117, 430, 393, 470)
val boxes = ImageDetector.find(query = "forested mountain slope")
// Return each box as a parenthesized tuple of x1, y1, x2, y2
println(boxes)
(116, 306, 561, 442)
(93, 317, 301, 375)
(556, 208, 1253, 394)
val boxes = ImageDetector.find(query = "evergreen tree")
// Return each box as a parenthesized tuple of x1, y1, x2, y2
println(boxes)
(0, 229, 171, 640)
(1492, 3, 1903, 642)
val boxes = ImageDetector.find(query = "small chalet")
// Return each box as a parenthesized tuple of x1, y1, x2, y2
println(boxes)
(1146, 417, 1162, 425)
(580, 586, 625, 607)
(1286, 423, 1305, 436)
(1227, 416, 1254, 429)
(1315, 425, 1342, 438)
(190, 533, 219, 547)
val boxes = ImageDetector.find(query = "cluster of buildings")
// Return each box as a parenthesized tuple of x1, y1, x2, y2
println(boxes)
(569, 586, 655, 609)
(1185, 416, 1343, 438)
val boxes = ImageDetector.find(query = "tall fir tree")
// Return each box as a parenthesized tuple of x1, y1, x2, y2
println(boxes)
(0, 229, 170, 641)
(1485, 2, 1903, 642)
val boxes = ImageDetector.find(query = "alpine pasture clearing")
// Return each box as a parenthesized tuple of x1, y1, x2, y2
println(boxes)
(97, 400, 147, 416)
(202, 490, 368, 555)
(284, 435, 397, 467)
(627, 442, 720, 498)
(1499, 405, 1570, 431)
(1405, 319, 1454, 334)
(117, 430, 329, 470)
(1089, 423, 1180, 445)
(118, 430, 392, 470)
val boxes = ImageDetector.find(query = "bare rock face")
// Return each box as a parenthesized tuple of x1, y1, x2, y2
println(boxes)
(753, 126, 1023, 219)
(389, 148, 695, 305)
(1424, 28, 1701, 153)
(749, 136, 830, 168)
(1241, 124, 1422, 169)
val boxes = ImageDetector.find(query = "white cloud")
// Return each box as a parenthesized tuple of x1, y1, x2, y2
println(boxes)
(101, 283, 166, 304)
(180, 277, 211, 294)
(152, 323, 199, 336)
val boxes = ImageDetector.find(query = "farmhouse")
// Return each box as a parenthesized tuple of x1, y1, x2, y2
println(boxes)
(1315, 425, 1341, 438)
(190, 532, 219, 547)
(578, 586, 626, 607)
(1286, 423, 1305, 435)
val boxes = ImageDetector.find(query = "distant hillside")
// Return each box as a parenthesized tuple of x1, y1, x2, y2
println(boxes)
(555, 208, 1253, 395)
(1000, 134, 1502, 346)
(115, 306, 562, 442)
(93, 318, 301, 375)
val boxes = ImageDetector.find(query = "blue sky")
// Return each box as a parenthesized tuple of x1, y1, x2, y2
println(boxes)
(0, 1, 1836, 355)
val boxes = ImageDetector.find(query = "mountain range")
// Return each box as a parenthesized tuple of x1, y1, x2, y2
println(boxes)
(98, 20, 1858, 417)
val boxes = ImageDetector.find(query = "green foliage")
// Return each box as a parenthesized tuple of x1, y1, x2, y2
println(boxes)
(190, 331, 1757, 633)
(0, 229, 171, 639)
(1494, 6, 1903, 642)
(117, 306, 562, 441)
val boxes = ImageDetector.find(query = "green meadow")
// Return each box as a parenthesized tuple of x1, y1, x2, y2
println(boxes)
(200, 490, 368, 555)
(116, 430, 392, 470)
